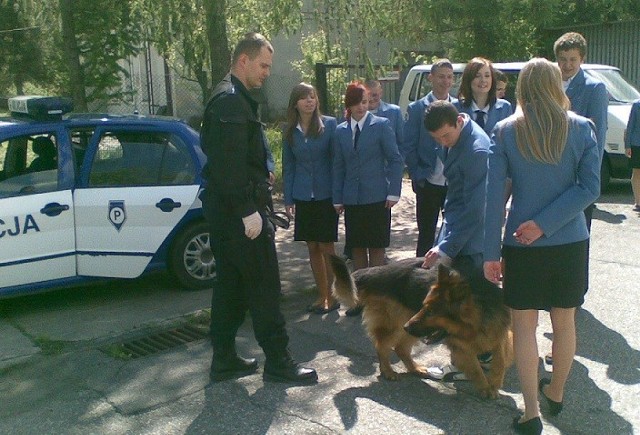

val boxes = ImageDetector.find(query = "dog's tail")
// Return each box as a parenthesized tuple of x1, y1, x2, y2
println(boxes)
(327, 254, 359, 308)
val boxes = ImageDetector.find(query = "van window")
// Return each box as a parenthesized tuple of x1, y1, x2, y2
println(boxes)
(584, 68, 640, 103)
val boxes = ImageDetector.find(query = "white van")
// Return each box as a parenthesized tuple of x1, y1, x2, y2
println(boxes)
(398, 62, 640, 190)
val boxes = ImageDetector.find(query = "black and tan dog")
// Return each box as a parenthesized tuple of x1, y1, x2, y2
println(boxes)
(329, 255, 444, 381)
(403, 264, 513, 399)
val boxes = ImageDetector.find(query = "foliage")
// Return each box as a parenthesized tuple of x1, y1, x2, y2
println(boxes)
(0, 1, 48, 95)
(265, 124, 284, 189)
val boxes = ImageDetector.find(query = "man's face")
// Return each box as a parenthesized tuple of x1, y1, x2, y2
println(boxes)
(367, 85, 382, 110)
(244, 46, 273, 89)
(429, 67, 454, 97)
(429, 116, 463, 148)
(556, 48, 584, 81)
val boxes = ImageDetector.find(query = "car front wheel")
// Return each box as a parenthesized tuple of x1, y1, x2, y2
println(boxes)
(169, 220, 216, 290)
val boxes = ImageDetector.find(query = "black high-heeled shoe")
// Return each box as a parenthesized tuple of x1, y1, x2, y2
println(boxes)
(512, 416, 542, 435)
(539, 378, 563, 416)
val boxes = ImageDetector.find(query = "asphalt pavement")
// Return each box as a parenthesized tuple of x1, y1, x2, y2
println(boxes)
(1, 179, 639, 434)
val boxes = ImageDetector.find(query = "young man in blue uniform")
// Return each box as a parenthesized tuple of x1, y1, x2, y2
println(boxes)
(402, 59, 457, 257)
(200, 32, 317, 385)
(420, 100, 491, 381)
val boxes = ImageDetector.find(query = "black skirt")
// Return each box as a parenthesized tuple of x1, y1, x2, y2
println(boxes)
(293, 199, 338, 242)
(344, 201, 391, 248)
(502, 240, 588, 310)
(630, 146, 640, 169)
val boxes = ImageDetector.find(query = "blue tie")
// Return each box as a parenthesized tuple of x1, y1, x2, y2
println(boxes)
(475, 110, 485, 129)
(354, 124, 361, 149)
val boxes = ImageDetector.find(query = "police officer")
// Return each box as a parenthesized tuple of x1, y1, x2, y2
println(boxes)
(200, 32, 317, 384)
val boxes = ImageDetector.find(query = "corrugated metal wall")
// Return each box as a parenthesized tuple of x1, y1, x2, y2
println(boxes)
(575, 21, 640, 88)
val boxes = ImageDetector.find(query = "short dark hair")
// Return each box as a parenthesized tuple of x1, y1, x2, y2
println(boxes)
(232, 32, 273, 65)
(553, 32, 587, 59)
(431, 58, 453, 74)
(424, 100, 459, 132)
(495, 69, 508, 83)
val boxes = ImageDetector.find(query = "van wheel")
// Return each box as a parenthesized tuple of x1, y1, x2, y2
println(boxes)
(169, 220, 216, 290)
(600, 157, 611, 193)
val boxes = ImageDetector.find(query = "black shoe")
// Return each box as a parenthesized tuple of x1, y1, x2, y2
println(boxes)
(512, 416, 542, 435)
(539, 378, 563, 416)
(210, 354, 258, 382)
(345, 305, 363, 316)
(264, 355, 318, 385)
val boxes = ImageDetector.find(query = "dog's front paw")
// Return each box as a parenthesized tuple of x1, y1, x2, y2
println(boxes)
(479, 385, 500, 399)
(381, 369, 400, 381)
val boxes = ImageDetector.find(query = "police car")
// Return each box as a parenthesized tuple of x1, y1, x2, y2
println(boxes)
(0, 96, 215, 297)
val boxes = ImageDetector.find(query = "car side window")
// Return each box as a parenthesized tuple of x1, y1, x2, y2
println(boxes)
(88, 131, 195, 187)
(0, 134, 59, 198)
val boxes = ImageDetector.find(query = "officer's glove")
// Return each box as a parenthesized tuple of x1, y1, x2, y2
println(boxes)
(242, 212, 263, 240)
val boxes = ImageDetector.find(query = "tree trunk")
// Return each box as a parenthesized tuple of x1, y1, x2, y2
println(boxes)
(59, 0, 88, 111)
(204, 0, 230, 99)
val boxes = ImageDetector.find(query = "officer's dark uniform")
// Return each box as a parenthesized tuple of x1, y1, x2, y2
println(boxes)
(200, 74, 317, 384)
(200, 73, 287, 355)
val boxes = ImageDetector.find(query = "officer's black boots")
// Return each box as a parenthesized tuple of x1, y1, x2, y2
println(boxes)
(210, 352, 258, 382)
(263, 350, 318, 385)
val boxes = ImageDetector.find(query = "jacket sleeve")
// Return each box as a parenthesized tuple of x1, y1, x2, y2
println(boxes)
(200, 95, 257, 218)
(282, 131, 295, 206)
(332, 130, 345, 204)
(439, 144, 489, 258)
(588, 81, 609, 156)
(381, 120, 404, 198)
(626, 101, 640, 149)
(402, 102, 422, 179)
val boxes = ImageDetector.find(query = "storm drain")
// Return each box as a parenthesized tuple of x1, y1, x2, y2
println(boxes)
(104, 323, 209, 360)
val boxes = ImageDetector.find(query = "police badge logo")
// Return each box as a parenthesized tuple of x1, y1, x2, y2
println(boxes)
(108, 200, 126, 231)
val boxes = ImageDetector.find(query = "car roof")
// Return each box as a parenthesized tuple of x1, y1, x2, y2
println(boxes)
(0, 113, 196, 136)
(409, 62, 620, 73)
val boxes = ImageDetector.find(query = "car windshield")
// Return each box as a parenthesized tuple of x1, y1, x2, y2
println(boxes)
(585, 68, 640, 103)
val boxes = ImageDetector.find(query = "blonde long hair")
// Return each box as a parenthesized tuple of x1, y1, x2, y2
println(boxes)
(514, 58, 570, 163)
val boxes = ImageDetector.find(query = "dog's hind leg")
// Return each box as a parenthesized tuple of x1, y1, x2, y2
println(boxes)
(395, 334, 427, 377)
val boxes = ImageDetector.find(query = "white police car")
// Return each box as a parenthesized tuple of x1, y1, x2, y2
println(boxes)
(0, 96, 215, 297)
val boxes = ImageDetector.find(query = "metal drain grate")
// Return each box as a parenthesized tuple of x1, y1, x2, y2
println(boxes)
(104, 323, 210, 359)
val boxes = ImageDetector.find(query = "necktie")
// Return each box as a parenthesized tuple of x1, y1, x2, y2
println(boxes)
(354, 124, 361, 149)
(475, 110, 485, 129)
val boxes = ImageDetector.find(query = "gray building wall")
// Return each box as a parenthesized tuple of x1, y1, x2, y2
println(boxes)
(564, 20, 640, 88)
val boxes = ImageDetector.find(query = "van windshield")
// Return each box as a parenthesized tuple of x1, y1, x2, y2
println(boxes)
(584, 68, 640, 103)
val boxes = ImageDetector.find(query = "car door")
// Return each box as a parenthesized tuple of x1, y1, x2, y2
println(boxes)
(73, 125, 200, 278)
(0, 128, 76, 292)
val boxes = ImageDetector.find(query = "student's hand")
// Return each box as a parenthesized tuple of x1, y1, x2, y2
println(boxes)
(513, 220, 542, 245)
(626, 148, 633, 158)
(386, 199, 398, 209)
(484, 261, 502, 284)
(268, 172, 276, 185)
(285, 205, 295, 218)
(334, 204, 344, 214)
(422, 248, 441, 269)
(242, 212, 263, 239)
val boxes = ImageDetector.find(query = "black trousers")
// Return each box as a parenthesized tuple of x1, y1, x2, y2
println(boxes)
(414, 181, 447, 257)
(204, 199, 289, 358)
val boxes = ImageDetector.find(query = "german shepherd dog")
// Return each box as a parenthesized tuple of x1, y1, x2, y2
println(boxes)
(403, 264, 513, 399)
(329, 255, 445, 381)
(329, 254, 512, 398)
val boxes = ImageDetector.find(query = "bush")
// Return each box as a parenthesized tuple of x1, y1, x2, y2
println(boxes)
(264, 123, 284, 194)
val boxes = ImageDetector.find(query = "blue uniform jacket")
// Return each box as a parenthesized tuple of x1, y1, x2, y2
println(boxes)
(437, 115, 490, 259)
(625, 99, 640, 149)
(332, 112, 403, 205)
(457, 98, 513, 135)
(376, 100, 404, 144)
(282, 116, 337, 205)
(484, 112, 601, 262)
(402, 92, 458, 184)
(566, 68, 608, 156)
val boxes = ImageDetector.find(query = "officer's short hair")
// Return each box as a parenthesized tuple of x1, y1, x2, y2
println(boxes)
(232, 32, 273, 65)
(553, 32, 587, 59)
(424, 100, 459, 132)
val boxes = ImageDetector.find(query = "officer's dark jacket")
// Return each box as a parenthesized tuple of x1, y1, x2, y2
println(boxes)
(200, 74, 269, 219)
